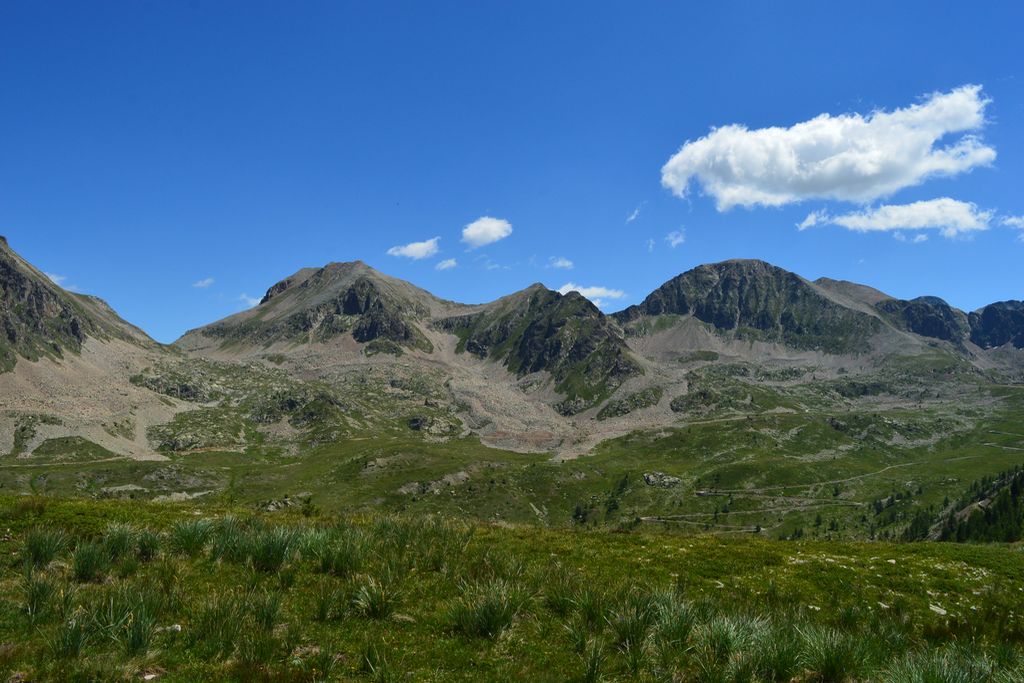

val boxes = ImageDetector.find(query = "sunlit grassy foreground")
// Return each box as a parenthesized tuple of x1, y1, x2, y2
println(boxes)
(1, 496, 1023, 682)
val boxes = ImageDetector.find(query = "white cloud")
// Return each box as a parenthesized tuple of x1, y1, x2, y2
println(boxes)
(646, 238, 655, 253)
(665, 229, 686, 248)
(44, 272, 80, 292)
(548, 256, 574, 269)
(435, 258, 457, 271)
(799, 198, 991, 238)
(662, 85, 995, 210)
(1002, 216, 1024, 229)
(626, 203, 644, 223)
(461, 216, 512, 249)
(239, 293, 260, 308)
(893, 231, 929, 244)
(557, 282, 626, 308)
(387, 236, 440, 260)
(192, 277, 215, 288)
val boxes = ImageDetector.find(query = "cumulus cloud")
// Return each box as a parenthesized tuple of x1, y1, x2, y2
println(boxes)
(665, 229, 686, 248)
(1002, 216, 1024, 229)
(548, 256, 574, 269)
(238, 293, 260, 308)
(557, 282, 626, 308)
(662, 85, 995, 210)
(193, 277, 215, 288)
(462, 216, 512, 248)
(799, 198, 992, 238)
(435, 258, 457, 271)
(387, 236, 440, 260)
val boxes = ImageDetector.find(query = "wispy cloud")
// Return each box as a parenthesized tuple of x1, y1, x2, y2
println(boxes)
(646, 238, 655, 253)
(435, 258, 457, 271)
(626, 203, 645, 223)
(192, 277, 215, 288)
(557, 282, 626, 308)
(387, 236, 440, 260)
(662, 85, 995, 210)
(548, 256, 574, 269)
(798, 198, 992, 238)
(665, 229, 686, 248)
(893, 231, 929, 244)
(45, 272, 80, 292)
(238, 293, 261, 308)
(462, 216, 512, 249)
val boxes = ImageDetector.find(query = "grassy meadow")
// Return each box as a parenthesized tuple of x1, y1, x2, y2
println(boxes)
(1, 496, 1023, 682)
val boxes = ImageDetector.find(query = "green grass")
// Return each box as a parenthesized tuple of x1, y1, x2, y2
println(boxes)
(1, 496, 1022, 681)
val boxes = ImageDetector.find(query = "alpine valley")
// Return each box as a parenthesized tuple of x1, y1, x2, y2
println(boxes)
(2, 235, 1023, 542)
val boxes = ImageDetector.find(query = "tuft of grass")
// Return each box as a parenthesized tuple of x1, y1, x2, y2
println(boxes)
(799, 626, 873, 682)
(543, 566, 577, 617)
(449, 578, 530, 640)
(50, 615, 91, 658)
(353, 575, 400, 620)
(189, 594, 245, 660)
(248, 589, 283, 632)
(103, 523, 137, 562)
(22, 568, 56, 624)
(580, 637, 606, 683)
(22, 526, 68, 567)
(169, 518, 214, 557)
(750, 624, 802, 682)
(72, 541, 110, 583)
(135, 528, 162, 562)
(247, 526, 297, 572)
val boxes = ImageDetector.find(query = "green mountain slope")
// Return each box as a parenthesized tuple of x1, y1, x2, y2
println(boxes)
(438, 285, 642, 414)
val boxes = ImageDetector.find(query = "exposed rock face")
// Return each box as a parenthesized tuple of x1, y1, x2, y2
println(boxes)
(438, 286, 642, 414)
(182, 262, 434, 352)
(969, 301, 1024, 349)
(875, 297, 970, 343)
(0, 237, 152, 372)
(614, 260, 880, 353)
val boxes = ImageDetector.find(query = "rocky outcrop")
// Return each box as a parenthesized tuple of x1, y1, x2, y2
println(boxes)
(875, 297, 970, 343)
(969, 301, 1024, 349)
(1, 238, 98, 372)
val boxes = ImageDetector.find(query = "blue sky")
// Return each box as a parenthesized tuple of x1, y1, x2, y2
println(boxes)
(1, 2, 1022, 343)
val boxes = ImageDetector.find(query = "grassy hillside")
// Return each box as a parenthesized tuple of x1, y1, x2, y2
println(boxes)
(1, 496, 1023, 682)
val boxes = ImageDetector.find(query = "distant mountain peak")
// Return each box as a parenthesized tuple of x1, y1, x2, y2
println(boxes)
(615, 259, 881, 353)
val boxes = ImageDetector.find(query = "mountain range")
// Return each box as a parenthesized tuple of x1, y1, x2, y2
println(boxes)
(2, 234, 1022, 463)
